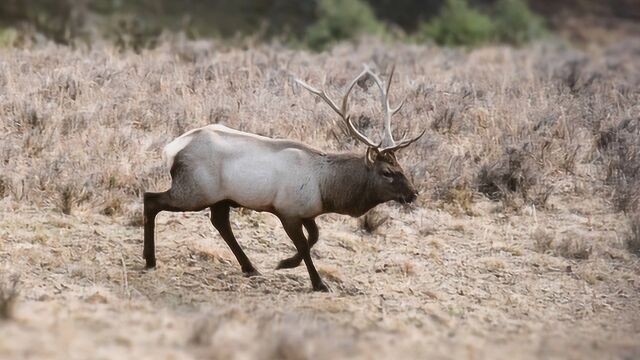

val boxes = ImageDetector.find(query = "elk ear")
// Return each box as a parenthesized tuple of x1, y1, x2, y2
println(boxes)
(365, 147, 379, 168)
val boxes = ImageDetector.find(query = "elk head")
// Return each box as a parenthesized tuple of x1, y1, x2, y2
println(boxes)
(296, 65, 425, 204)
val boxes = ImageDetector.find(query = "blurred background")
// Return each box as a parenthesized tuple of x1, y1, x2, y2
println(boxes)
(0, 0, 638, 50)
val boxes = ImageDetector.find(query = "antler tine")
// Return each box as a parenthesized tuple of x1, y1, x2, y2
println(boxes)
(340, 68, 380, 148)
(347, 118, 381, 148)
(380, 128, 426, 153)
(362, 64, 388, 105)
(385, 64, 395, 97)
(340, 67, 369, 119)
(294, 78, 343, 118)
(297, 66, 423, 152)
(362, 65, 395, 148)
(296, 70, 379, 148)
(390, 98, 405, 115)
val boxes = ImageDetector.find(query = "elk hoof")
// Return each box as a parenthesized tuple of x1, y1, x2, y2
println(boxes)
(275, 257, 301, 270)
(243, 269, 262, 278)
(313, 281, 330, 292)
(145, 259, 156, 269)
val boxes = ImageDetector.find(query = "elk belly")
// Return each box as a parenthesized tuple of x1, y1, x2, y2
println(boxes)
(273, 174, 323, 218)
(219, 148, 322, 216)
(219, 152, 282, 211)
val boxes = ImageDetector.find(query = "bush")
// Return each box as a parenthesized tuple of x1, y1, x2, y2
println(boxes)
(599, 117, 640, 213)
(0, 27, 18, 48)
(417, 0, 494, 46)
(359, 208, 389, 233)
(476, 145, 538, 201)
(493, 0, 545, 45)
(0, 274, 19, 320)
(304, 0, 385, 51)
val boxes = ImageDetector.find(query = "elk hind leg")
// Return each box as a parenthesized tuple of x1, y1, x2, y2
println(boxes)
(280, 217, 328, 292)
(143, 191, 182, 269)
(210, 202, 260, 277)
(276, 219, 318, 270)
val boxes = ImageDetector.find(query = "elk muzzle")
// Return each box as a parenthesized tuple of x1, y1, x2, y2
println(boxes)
(400, 190, 419, 204)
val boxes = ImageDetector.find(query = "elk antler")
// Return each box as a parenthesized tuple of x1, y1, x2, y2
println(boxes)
(296, 65, 424, 153)
(295, 69, 380, 148)
(361, 64, 424, 153)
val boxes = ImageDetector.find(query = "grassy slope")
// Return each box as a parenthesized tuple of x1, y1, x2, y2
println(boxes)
(0, 38, 639, 359)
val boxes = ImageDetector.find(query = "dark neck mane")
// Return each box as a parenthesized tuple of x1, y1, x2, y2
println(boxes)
(317, 152, 382, 217)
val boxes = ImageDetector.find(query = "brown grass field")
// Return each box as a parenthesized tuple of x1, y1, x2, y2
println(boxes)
(0, 36, 639, 359)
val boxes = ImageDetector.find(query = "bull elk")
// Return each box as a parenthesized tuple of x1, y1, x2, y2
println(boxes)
(143, 65, 424, 291)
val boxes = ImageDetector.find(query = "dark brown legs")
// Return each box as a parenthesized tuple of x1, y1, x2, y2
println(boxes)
(144, 193, 323, 291)
(144, 195, 259, 275)
(210, 202, 260, 277)
(143, 191, 182, 269)
(276, 219, 319, 270)
(280, 217, 328, 292)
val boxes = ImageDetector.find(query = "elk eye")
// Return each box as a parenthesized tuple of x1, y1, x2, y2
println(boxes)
(382, 170, 393, 178)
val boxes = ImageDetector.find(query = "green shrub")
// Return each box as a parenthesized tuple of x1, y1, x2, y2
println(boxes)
(304, 0, 385, 51)
(0, 27, 18, 48)
(493, 0, 545, 45)
(417, 0, 494, 46)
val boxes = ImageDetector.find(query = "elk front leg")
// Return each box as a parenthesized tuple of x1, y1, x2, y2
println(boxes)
(280, 217, 328, 292)
(276, 218, 318, 270)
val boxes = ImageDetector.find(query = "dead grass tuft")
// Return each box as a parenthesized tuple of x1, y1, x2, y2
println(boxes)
(555, 235, 592, 260)
(626, 213, 640, 256)
(59, 184, 76, 215)
(318, 265, 344, 283)
(101, 194, 124, 217)
(402, 261, 416, 276)
(480, 257, 505, 272)
(0, 177, 6, 198)
(532, 227, 554, 253)
(436, 179, 475, 215)
(599, 117, 640, 213)
(0, 274, 20, 320)
(128, 216, 144, 227)
(359, 208, 389, 233)
(531, 228, 593, 259)
(476, 144, 542, 208)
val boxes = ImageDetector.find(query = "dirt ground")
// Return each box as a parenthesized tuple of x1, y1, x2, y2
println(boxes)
(1, 190, 639, 359)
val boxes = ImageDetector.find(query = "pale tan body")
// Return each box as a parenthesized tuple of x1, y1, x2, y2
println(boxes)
(164, 124, 325, 218)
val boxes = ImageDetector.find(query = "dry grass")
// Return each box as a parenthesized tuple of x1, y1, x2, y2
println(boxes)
(554, 232, 593, 260)
(532, 228, 596, 259)
(188, 311, 356, 360)
(1, 37, 639, 359)
(531, 227, 554, 253)
(599, 117, 640, 213)
(0, 39, 637, 219)
(359, 208, 389, 233)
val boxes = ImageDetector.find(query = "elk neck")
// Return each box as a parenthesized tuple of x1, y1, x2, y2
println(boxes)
(316, 152, 382, 217)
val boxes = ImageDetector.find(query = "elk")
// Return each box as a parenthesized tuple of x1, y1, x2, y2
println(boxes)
(143, 65, 424, 292)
